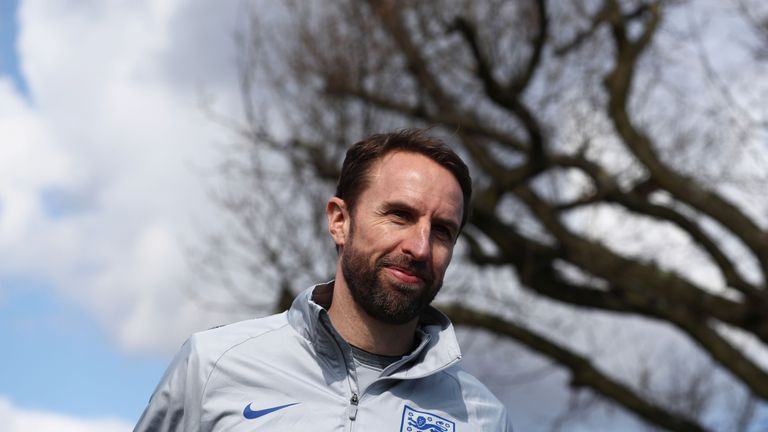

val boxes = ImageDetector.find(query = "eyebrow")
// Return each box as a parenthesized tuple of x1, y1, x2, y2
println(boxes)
(382, 200, 460, 236)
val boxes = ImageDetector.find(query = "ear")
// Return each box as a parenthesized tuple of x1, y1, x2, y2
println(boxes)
(326, 197, 350, 248)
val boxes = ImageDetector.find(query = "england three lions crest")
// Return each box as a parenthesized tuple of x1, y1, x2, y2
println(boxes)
(400, 405, 455, 432)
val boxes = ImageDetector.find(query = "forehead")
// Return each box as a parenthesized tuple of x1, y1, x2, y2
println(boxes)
(360, 151, 464, 222)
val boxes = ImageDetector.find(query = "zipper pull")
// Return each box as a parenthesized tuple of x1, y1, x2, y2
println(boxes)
(347, 393, 359, 420)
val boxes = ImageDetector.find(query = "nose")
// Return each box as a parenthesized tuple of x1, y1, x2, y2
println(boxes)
(402, 222, 431, 261)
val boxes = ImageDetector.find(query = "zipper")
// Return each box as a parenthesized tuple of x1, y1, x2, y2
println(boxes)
(347, 392, 359, 420)
(317, 314, 361, 428)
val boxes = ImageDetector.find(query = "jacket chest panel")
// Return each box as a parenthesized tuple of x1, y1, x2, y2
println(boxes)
(201, 394, 469, 432)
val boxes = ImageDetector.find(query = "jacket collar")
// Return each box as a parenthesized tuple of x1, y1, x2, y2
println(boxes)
(287, 282, 463, 379)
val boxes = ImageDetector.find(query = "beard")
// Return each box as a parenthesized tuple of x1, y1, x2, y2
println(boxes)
(340, 226, 442, 325)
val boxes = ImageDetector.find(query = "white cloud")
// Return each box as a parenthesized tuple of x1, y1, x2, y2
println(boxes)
(0, 396, 132, 432)
(0, 0, 249, 355)
(0, 78, 72, 246)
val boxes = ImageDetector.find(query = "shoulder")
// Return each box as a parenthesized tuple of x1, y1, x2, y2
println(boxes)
(439, 364, 502, 404)
(186, 312, 291, 364)
(135, 312, 295, 431)
(440, 365, 512, 431)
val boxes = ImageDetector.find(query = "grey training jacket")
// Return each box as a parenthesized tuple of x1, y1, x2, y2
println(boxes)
(134, 282, 512, 431)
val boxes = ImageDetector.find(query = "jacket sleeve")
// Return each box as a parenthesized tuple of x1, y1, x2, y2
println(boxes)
(479, 396, 514, 432)
(500, 406, 514, 432)
(455, 368, 514, 432)
(133, 337, 205, 432)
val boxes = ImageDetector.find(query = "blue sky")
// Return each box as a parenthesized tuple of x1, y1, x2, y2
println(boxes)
(0, 0, 166, 424)
(0, 0, 27, 96)
(0, 0, 245, 429)
(0, 276, 165, 420)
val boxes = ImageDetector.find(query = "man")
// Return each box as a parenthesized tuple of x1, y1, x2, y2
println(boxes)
(134, 129, 512, 431)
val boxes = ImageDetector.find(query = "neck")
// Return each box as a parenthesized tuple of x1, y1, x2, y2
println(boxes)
(327, 272, 418, 356)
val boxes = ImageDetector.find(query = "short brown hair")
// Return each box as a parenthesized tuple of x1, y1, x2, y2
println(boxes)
(335, 129, 472, 229)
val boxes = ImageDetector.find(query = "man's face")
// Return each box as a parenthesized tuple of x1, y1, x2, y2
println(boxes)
(339, 151, 464, 325)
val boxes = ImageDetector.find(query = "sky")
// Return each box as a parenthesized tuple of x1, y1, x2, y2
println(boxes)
(0, 0, 248, 429)
(1, 1, 766, 431)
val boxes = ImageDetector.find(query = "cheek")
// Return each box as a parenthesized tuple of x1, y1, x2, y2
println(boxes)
(433, 248, 454, 274)
(357, 232, 398, 260)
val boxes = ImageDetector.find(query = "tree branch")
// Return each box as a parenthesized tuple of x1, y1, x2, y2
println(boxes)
(601, 0, 768, 284)
(439, 304, 711, 432)
(450, 11, 546, 167)
(549, 154, 763, 301)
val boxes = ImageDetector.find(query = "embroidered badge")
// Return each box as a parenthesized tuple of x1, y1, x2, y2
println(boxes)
(400, 405, 455, 432)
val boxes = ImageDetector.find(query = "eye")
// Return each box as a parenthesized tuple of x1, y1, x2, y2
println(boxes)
(389, 209, 409, 219)
(385, 209, 410, 223)
(433, 225, 455, 242)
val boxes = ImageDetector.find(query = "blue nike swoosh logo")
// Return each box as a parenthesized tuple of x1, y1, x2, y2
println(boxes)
(243, 402, 299, 420)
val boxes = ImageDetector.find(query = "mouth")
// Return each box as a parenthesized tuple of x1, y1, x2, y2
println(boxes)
(383, 265, 425, 286)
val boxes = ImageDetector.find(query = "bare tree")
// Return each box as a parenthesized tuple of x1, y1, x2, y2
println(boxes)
(199, 1, 768, 430)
